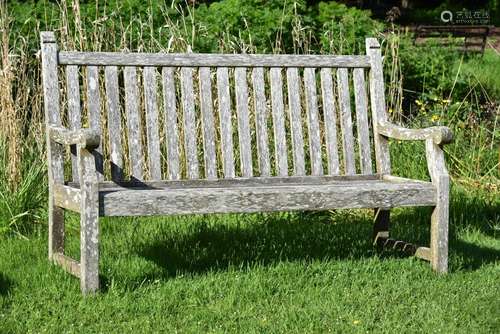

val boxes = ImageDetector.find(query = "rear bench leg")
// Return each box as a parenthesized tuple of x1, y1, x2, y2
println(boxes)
(373, 208, 390, 247)
(48, 198, 65, 259)
(79, 148, 100, 294)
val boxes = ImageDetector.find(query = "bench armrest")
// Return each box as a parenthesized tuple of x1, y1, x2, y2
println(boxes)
(378, 122, 453, 145)
(48, 126, 100, 149)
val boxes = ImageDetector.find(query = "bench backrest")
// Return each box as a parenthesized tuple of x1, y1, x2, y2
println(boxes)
(41, 32, 390, 183)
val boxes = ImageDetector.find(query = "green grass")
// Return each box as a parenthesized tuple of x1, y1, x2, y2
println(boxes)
(459, 50, 500, 100)
(1, 184, 498, 333)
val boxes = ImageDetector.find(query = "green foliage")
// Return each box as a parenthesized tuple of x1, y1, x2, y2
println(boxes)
(315, 1, 383, 54)
(458, 51, 500, 100)
(192, 0, 306, 53)
(0, 141, 47, 237)
(397, 38, 461, 95)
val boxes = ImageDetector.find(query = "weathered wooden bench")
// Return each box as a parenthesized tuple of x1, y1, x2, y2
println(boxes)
(40, 31, 452, 294)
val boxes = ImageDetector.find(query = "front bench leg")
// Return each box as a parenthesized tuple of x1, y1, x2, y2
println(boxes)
(425, 139, 449, 273)
(78, 147, 100, 294)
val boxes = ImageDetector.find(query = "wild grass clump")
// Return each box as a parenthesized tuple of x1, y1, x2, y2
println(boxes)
(0, 139, 47, 237)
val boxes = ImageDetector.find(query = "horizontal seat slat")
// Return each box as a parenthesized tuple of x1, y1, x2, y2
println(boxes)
(58, 52, 371, 68)
(69, 174, 383, 190)
(96, 178, 436, 216)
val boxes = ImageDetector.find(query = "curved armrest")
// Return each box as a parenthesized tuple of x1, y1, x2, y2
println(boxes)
(378, 122, 453, 145)
(48, 126, 100, 149)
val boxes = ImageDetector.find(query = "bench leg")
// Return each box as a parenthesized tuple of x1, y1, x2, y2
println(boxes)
(48, 196, 65, 260)
(430, 175, 449, 273)
(80, 183, 99, 294)
(79, 148, 100, 295)
(373, 208, 390, 247)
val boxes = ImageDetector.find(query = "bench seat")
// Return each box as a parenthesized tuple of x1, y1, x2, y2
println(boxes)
(55, 176, 436, 217)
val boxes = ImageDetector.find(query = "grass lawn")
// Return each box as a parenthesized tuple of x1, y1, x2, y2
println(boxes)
(0, 183, 498, 333)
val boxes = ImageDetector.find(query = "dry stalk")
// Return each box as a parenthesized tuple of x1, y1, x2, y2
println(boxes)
(0, 0, 22, 190)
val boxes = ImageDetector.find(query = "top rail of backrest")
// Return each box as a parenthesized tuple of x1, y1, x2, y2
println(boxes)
(57, 51, 371, 68)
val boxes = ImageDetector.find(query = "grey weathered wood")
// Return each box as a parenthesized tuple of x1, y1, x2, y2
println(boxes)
(382, 174, 430, 184)
(304, 68, 324, 176)
(235, 68, 253, 177)
(53, 183, 81, 213)
(41, 31, 64, 259)
(252, 67, 271, 177)
(366, 38, 391, 175)
(320, 68, 340, 175)
(70, 173, 382, 190)
(353, 68, 373, 175)
(162, 67, 181, 180)
(43, 33, 454, 294)
(60, 52, 371, 68)
(124, 66, 144, 180)
(365, 39, 392, 256)
(336, 68, 356, 175)
(415, 247, 431, 261)
(286, 68, 305, 176)
(143, 67, 162, 180)
(378, 122, 453, 145)
(198, 67, 218, 179)
(66, 65, 82, 181)
(48, 126, 100, 149)
(269, 68, 288, 176)
(53, 252, 81, 278)
(104, 66, 124, 181)
(425, 139, 449, 273)
(216, 67, 235, 178)
(86, 66, 104, 180)
(180, 67, 199, 179)
(98, 179, 436, 216)
(78, 147, 99, 294)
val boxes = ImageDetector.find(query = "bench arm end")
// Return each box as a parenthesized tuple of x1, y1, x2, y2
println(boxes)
(378, 122, 453, 145)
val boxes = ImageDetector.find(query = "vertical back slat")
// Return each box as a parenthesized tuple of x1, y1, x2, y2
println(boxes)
(366, 38, 391, 175)
(353, 68, 373, 175)
(162, 67, 181, 180)
(86, 66, 104, 180)
(198, 67, 218, 179)
(216, 67, 235, 178)
(286, 68, 305, 176)
(252, 67, 271, 177)
(180, 67, 199, 179)
(303, 68, 324, 176)
(336, 68, 356, 175)
(143, 67, 162, 180)
(234, 68, 253, 177)
(320, 68, 340, 175)
(104, 66, 123, 181)
(66, 65, 82, 181)
(269, 68, 288, 176)
(124, 66, 144, 180)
